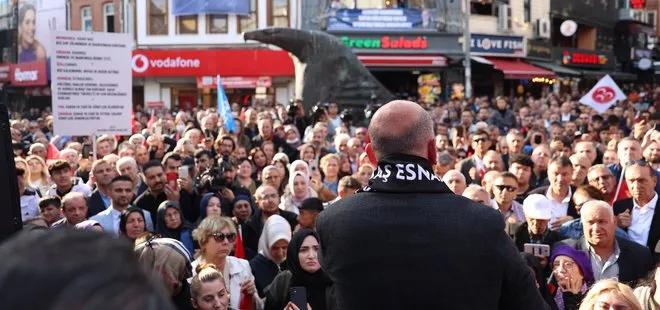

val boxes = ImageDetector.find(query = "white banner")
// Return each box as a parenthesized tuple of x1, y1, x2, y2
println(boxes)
(51, 31, 132, 136)
(578, 75, 627, 114)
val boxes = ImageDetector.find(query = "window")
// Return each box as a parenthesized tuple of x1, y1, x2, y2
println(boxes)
(238, 0, 258, 33)
(471, 1, 495, 16)
(633, 10, 644, 23)
(177, 15, 198, 34)
(81, 6, 92, 31)
(647, 11, 657, 30)
(269, 0, 289, 27)
(207, 15, 228, 33)
(103, 3, 115, 32)
(523, 0, 531, 23)
(148, 0, 168, 35)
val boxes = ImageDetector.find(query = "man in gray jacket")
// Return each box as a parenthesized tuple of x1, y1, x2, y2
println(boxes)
(316, 100, 549, 309)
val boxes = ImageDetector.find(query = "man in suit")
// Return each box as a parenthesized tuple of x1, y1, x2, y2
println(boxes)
(529, 156, 579, 230)
(316, 100, 549, 309)
(609, 138, 660, 195)
(87, 160, 117, 217)
(614, 161, 660, 251)
(458, 129, 491, 185)
(91, 175, 153, 235)
(558, 200, 652, 285)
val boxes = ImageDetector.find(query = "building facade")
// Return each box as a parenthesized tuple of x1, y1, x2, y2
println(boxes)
(132, 0, 298, 111)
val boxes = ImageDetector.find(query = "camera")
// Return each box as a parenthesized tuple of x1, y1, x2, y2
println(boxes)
(196, 156, 234, 193)
(287, 101, 299, 118)
(339, 109, 353, 123)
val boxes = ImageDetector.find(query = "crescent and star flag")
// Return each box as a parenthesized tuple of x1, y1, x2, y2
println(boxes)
(578, 75, 627, 114)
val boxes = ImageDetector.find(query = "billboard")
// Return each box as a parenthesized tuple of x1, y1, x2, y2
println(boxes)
(172, 0, 249, 16)
(327, 9, 437, 31)
(16, 0, 65, 64)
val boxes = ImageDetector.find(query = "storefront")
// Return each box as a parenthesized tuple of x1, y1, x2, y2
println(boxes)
(330, 32, 463, 103)
(552, 48, 627, 89)
(525, 39, 580, 95)
(7, 61, 51, 111)
(131, 49, 295, 111)
(470, 34, 554, 98)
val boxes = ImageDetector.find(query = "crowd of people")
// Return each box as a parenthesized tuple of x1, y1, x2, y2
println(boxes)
(6, 84, 660, 309)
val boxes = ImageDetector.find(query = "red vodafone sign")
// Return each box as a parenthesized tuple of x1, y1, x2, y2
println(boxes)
(132, 49, 294, 77)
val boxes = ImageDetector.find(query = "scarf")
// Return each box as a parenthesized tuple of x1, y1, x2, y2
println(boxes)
(257, 215, 292, 263)
(287, 229, 332, 310)
(156, 201, 195, 253)
(357, 154, 453, 195)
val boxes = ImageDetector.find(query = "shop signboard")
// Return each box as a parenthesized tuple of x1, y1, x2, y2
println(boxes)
(630, 0, 646, 9)
(470, 34, 525, 57)
(196, 76, 272, 89)
(335, 33, 461, 55)
(340, 36, 428, 49)
(555, 48, 615, 70)
(526, 40, 552, 60)
(10, 61, 46, 86)
(131, 49, 294, 77)
(50, 31, 133, 136)
(327, 8, 437, 31)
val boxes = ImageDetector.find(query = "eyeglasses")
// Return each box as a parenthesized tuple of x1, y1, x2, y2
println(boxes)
(473, 138, 488, 143)
(258, 193, 279, 200)
(494, 185, 517, 192)
(211, 232, 237, 243)
(552, 260, 576, 271)
(626, 159, 648, 167)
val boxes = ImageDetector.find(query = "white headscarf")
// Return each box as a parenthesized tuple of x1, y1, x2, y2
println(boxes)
(257, 215, 292, 263)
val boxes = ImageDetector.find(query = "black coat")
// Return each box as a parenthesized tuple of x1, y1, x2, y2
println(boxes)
(316, 159, 550, 309)
(528, 186, 579, 219)
(613, 198, 660, 252)
(557, 236, 653, 286)
(513, 223, 565, 252)
(250, 254, 286, 298)
(86, 190, 107, 218)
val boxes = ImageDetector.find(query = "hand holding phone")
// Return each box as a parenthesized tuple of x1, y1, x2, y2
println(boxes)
(524, 243, 550, 257)
(289, 287, 307, 310)
(166, 172, 178, 191)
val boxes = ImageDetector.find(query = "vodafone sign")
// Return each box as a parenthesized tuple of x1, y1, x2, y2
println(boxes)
(131, 49, 294, 77)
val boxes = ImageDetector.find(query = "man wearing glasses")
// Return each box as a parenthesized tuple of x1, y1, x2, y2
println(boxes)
(458, 129, 491, 185)
(491, 172, 525, 224)
(241, 185, 297, 256)
(587, 165, 617, 204)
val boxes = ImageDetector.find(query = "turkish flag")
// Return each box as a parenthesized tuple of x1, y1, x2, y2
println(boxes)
(579, 75, 627, 114)
(234, 225, 252, 310)
(611, 168, 632, 204)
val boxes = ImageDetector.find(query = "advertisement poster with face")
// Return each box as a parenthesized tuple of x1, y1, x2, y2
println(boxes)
(17, 0, 66, 64)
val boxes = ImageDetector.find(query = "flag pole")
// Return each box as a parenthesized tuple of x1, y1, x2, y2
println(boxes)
(612, 166, 626, 203)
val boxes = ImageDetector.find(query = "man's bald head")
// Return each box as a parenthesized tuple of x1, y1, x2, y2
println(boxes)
(368, 100, 434, 160)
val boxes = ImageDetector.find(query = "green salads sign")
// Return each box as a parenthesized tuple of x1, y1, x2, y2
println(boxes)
(340, 36, 429, 49)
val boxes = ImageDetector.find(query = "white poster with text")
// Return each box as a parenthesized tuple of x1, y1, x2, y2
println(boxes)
(51, 31, 132, 136)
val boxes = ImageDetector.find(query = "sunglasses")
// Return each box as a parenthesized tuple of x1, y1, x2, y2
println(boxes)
(473, 138, 488, 143)
(494, 185, 517, 192)
(211, 232, 237, 243)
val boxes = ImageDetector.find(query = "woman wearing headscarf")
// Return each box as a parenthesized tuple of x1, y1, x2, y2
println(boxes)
(289, 160, 336, 203)
(550, 245, 594, 310)
(250, 215, 292, 298)
(282, 125, 302, 162)
(156, 200, 195, 255)
(521, 252, 559, 310)
(119, 207, 149, 242)
(264, 229, 334, 310)
(279, 171, 317, 215)
(198, 193, 230, 225)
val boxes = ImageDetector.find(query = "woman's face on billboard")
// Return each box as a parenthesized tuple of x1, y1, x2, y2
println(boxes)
(21, 9, 36, 44)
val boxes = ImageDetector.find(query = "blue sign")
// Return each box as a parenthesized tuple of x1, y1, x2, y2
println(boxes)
(327, 8, 437, 31)
(173, 0, 249, 16)
(470, 34, 525, 56)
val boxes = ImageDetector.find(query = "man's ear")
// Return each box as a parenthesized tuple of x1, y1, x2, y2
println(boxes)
(365, 143, 377, 166)
(427, 139, 437, 165)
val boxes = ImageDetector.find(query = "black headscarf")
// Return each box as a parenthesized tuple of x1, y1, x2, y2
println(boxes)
(119, 207, 147, 239)
(156, 201, 194, 240)
(287, 229, 332, 310)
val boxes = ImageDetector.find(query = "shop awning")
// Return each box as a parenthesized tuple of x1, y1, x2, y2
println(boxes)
(471, 56, 493, 65)
(484, 57, 555, 79)
(526, 60, 581, 76)
(357, 55, 448, 67)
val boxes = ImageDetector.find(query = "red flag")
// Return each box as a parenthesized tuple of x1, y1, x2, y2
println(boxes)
(235, 224, 252, 309)
(147, 110, 156, 130)
(611, 167, 632, 205)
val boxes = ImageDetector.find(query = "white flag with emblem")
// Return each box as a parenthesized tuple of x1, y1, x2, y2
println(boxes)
(579, 75, 627, 114)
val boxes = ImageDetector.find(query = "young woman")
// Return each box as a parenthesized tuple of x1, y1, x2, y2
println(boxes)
(580, 279, 641, 310)
(190, 263, 232, 310)
(26, 155, 51, 196)
(119, 207, 148, 242)
(156, 200, 195, 255)
(236, 158, 257, 195)
(279, 171, 317, 215)
(264, 229, 333, 310)
(249, 147, 268, 182)
(192, 216, 259, 310)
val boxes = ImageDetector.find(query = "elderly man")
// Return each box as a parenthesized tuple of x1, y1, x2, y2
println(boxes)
(588, 165, 617, 204)
(51, 192, 89, 228)
(513, 194, 564, 261)
(614, 162, 660, 250)
(530, 156, 578, 230)
(602, 149, 619, 166)
(317, 100, 548, 309)
(462, 185, 490, 206)
(558, 200, 652, 285)
(570, 154, 591, 187)
(610, 138, 660, 196)
(442, 170, 467, 195)
(116, 156, 147, 197)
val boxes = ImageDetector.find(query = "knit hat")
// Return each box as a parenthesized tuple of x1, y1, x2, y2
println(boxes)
(550, 245, 594, 282)
(299, 198, 324, 212)
(233, 194, 251, 204)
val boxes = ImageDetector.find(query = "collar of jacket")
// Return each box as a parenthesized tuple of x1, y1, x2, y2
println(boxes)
(357, 153, 453, 195)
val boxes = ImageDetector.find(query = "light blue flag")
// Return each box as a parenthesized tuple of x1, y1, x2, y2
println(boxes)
(217, 75, 238, 133)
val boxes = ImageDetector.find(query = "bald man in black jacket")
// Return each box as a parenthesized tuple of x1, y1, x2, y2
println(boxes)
(316, 100, 550, 309)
